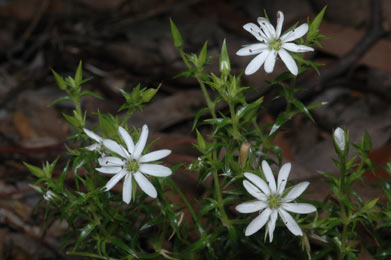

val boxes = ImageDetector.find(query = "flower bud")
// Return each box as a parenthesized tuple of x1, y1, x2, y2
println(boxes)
(240, 140, 250, 167)
(333, 127, 345, 151)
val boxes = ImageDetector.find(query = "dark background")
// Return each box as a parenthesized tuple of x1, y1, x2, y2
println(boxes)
(0, 0, 390, 258)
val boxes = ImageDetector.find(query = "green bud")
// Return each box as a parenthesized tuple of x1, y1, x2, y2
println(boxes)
(219, 39, 231, 75)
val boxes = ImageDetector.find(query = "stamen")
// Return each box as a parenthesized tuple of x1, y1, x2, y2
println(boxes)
(249, 49, 253, 53)
(276, 12, 280, 19)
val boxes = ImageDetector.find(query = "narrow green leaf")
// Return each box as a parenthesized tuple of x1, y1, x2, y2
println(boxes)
(80, 90, 103, 99)
(269, 114, 288, 135)
(24, 162, 45, 178)
(169, 18, 183, 48)
(199, 41, 208, 66)
(75, 60, 83, 85)
(291, 98, 314, 122)
(51, 69, 67, 90)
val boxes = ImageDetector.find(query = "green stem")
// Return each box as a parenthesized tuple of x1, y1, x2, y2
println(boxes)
(285, 77, 296, 115)
(179, 48, 216, 119)
(337, 156, 349, 260)
(228, 103, 240, 140)
(211, 149, 231, 228)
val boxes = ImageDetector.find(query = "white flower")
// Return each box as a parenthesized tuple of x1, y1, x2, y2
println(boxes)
(236, 160, 316, 242)
(83, 128, 103, 151)
(43, 190, 57, 201)
(97, 125, 172, 204)
(333, 127, 345, 151)
(236, 11, 314, 75)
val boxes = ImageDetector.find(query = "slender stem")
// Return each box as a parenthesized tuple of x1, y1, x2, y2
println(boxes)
(228, 103, 240, 140)
(337, 156, 349, 260)
(211, 149, 231, 227)
(178, 48, 216, 119)
(285, 77, 296, 115)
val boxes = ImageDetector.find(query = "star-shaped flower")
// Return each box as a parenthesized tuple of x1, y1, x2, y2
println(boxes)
(236, 160, 316, 242)
(237, 11, 314, 75)
(96, 125, 172, 204)
(83, 128, 103, 152)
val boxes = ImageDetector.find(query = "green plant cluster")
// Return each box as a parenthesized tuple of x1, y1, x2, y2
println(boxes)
(25, 7, 390, 260)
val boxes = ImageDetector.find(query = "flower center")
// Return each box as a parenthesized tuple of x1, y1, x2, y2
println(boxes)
(267, 193, 282, 209)
(269, 39, 282, 51)
(125, 159, 139, 172)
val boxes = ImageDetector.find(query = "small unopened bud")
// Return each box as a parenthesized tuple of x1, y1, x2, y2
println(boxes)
(333, 127, 345, 151)
(240, 140, 250, 167)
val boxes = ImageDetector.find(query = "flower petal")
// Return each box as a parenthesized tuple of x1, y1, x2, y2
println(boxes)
(275, 11, 284, 38)
(243, 180, 267, 201)
(278, 208, 303, 236)
(282, 42, 314, 53)
(122, 173, 132, 204)
(134, 171, 157, 198)
(118, 126, 135, 154)
(261, 161, 277, 193)
(236, 43, 268, 56)
(278, 48, 298, 75)
(243, 23, 266, 42)
(139, 149, 171, 163)
(83, 128, 102, 142)
(264, 50, 277, 74)
(96, 166, 122, 174)
(103, 139, 129, 159)
(98, 156, 124, 167)
(244, 172, 270, 195)
(282, 202, 317, 214)
(235, 201, 268, 214)
(257, 17, 276, 39)
(245, 50, 270, 75)
(277, 162, 291, 194)
(267, 210, 278, 242)
(281, 23, 309, 42)
(104, 170, 126, 191)
(139, 164, 172, 177)
(85, 143, 100, 151)
(283, 181, 310, 202)
(133, 125, 149, 159)
(245, 208, 272, 236)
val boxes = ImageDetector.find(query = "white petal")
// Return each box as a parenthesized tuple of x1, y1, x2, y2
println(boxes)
(243, 23, 266, 42)
(103, 139, 129, 159)
(134, 171, 157, 198)
(122, 173, 132, 204)
(267, 210, 278, 242)
(257, 17, 276, 39)
(236, 43, 268, 56)
(334, 127, 346, 151)
(244, 50, 270, 75)
(244, 172, 270, 195)
(83, 128, 102, 143)
(104, 170, 126, 191)
(96, 166, 122, 174)
(85, 143, 100, 151)
(98, 156, 124, 166)
(277, 162, 291, 194)
(133, 125, 149, 159)
(139, 164, 172, 177)
(118, 126, 135, 154)
(278, 49, 298, 75)
(281, 23, 309, 42)
(235, 201, 268, 214)
(243, 180, 267, 201)
(261, 161, 277, 193)
(282, 203, 317, 214)
(282, 42, 314, 53)
(275, 11, 284, 38)
(264, 50, 277, 74)
(283, 181, 310, 202)
(139, 149, 171, 163)
(245, 208, 272, 236)
(278, 208, 303, 236)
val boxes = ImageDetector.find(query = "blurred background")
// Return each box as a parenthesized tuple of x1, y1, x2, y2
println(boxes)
(0, 0, 390, 258)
